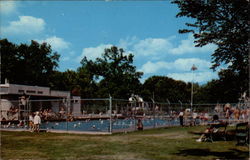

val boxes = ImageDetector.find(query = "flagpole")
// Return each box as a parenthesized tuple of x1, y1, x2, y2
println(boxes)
(191, 64, 197, 112)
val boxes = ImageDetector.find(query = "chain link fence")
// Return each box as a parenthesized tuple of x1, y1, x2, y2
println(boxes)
(1, 98, 249, 133)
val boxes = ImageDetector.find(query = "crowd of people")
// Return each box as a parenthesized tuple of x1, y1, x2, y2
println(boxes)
(30, 106, 68, 121)
(1, 102, 249, 134)
(5, 106, 19, 120)
(223, 103, 250, 123)
(177, 104, 250, 127)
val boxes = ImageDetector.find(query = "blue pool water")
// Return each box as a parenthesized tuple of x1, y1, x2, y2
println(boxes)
(40, 118, 180, 132)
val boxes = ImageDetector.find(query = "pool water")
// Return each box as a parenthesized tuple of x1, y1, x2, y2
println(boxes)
(40, 118, 180, 132)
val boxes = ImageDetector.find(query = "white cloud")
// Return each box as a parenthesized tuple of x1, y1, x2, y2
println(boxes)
(139, 61, 171, 74)
(133, 38, 173, 57)
(77, 35, 217, 83)
(0, 1, 17, 15)
(79, 35, 216, 65)
(117, 35, 216, 60)
(36, 36, 70, 51)
(169, 34, 216, 55)
(36, 37, 73, 63)
(173, 58, 211, 71)
(167, 71, 218, 83)
(118, 36, 138, 50)
(140, 58, 211, 74)
(1, 16, 45, 35)
(78, 44, 113, 62)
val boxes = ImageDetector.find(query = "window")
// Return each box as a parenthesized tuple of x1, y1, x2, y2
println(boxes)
(18, 90, 24, 93)
(26, 90, 36, 94)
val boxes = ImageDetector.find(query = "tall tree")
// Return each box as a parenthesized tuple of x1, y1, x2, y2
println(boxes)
(196, 69, 242, 103)
(142, 76, 190, 103)
(172, 0, 249, 96)
(0, 39, 18, 84)
(76, 67, 98, 98)
(0, 39, 60, 86)
(80, 46, 143, 98)
(49, 70, 78, 91)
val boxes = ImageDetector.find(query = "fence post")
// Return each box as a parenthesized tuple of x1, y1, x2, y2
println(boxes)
(109, 96, 112, 133)
(151, 98, 156, 129)
(66, 98, 70, 131)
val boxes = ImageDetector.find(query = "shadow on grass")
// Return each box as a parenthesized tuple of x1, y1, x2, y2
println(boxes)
(176, 148, 249, 159)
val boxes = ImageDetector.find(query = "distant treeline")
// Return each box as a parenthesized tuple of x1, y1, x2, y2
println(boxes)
(0, 39, 246, 103)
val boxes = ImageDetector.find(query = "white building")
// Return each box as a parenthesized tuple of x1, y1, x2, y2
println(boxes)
(0, 81, 81, 121)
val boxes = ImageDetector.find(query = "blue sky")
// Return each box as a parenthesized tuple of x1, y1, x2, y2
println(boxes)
(0, 0, 220, 84)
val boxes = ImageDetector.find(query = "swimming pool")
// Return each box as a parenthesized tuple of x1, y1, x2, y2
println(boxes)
(40, 118, 181, 132)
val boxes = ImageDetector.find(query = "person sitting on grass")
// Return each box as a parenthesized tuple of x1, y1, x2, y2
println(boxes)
(196, 114, 220, 142)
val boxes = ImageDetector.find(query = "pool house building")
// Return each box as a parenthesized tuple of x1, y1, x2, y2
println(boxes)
(0, 80, 81, 121)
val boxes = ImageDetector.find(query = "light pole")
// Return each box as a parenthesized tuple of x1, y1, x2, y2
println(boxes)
(191, 64, 197, 112)
(166, 99, 170, 114)
(178, 100, 182, 110)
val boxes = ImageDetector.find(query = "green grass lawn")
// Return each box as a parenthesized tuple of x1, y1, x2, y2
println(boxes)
(1, 126, 249, 160)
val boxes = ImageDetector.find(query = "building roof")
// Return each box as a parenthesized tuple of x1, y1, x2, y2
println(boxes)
(0, 83, 70, 98)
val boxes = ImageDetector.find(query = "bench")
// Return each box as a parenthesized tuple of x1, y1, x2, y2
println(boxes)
(235, 122, 249, 146)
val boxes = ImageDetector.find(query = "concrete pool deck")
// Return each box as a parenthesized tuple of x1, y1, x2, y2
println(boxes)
(0, 124, 172, 135)
(0, 128, 112, 135)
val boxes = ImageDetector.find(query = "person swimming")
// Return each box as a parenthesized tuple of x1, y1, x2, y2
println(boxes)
(137, 119, 143, 131)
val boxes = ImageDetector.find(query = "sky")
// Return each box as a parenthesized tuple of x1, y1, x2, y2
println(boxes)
(0, 0, 220, 84)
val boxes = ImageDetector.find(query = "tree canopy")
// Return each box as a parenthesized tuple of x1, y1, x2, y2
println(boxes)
(141, 76, 190, 103)
(79, 46, 143, 99)
(0, 39, 60, 86)
(172, 0, 249, 96)
(1, 38, 244, 103)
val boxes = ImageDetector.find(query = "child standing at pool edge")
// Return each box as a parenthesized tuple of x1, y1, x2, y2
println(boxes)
(34, 112, 41, 132)
(29, 113, 34, 132)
